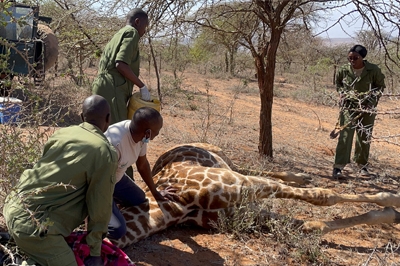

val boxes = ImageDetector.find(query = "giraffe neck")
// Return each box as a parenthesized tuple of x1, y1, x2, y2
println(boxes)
(112, 192, 189, 248)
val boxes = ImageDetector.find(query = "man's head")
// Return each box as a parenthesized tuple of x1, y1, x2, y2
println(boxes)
(126, 8, 149, 37)
(347, 44, 367, 69)
(129, 107, 163, 143)
(81, 95, 111, 132)
(348, 44, 367, 58)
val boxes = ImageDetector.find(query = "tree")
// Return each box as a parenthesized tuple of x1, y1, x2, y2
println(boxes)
(189, 32, 218, 74)
(34, 0, 400, 157)
(37, 0, 124, 84)
(356, 30, 382, 53)
(188, 0, 400, 157)
(350, 0, 400, 71)
(190, 1, 326, 157)
(195, 6, 244, 76)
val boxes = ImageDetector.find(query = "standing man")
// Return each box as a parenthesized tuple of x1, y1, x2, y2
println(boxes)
(92, 8, 151, 124)
(3, 95, 118, 266)
(105, 107, 177, 239)
(332, 44, 385, 178)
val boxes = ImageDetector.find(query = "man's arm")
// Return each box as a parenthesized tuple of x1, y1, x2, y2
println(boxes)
(136, 155, 179, 202)
(335, 67, 348, 107)
(365, 67, 386, 108)
(374, 67, 386, 92)
(116, 61, 144, 88)
(116, 60, 150, 101)
(135, 155, 167, 201)
(335, 66, 345, 93)
(85, 151, 117, 256)
(114, 29, 150, 101)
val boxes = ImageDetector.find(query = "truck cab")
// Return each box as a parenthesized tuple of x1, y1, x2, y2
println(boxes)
(0, 2, 52, 78)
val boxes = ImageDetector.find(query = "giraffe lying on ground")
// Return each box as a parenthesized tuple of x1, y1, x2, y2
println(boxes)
(113, 143, 400, 249)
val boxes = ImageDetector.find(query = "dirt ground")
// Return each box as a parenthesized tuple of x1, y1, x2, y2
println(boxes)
(122, 71, 400, 266)
(2, 70, 400, 265)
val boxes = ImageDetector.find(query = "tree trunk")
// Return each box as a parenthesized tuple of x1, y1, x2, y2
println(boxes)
(229, 50, 235, 76)
(148, 37, 161, 102)
(173, 37, 178, 80)
(257, 32, 281, 158)
(333, 64, 337, 85)
(257, 57, 273, 158)
(225, 52, 229, 73)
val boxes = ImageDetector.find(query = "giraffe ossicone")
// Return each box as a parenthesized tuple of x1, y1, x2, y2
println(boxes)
(113, 143, 400, 248)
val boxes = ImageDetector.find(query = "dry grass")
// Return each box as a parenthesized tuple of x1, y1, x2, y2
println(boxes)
(134, 68, 400, 265)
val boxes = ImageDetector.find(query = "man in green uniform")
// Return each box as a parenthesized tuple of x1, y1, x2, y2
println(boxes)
(3, 95, 118, 266)
(92, 8, 151, 124)
(333, 44, 385, 178)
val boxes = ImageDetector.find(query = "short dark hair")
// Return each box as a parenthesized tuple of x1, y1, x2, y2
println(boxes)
(349, 44, 367, 58)
(126, 8, 148, 25)
(132, 107, 162, 129)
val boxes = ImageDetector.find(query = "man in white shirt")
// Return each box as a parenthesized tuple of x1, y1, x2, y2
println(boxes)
(105, 107, 176, 239)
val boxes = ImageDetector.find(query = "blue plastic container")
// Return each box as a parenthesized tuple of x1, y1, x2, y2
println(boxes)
(0, 97, 22, 124)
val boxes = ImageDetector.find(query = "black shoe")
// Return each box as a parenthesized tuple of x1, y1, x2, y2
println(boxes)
(332, 168, 343, 178)
(0, 232, 10, 244)
(359, 167, 370, 176)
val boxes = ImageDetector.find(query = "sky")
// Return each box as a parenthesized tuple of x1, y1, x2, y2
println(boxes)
(313, 3, 364, 40)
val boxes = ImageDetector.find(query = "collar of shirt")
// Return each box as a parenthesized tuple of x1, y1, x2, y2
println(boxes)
(80, 122, 109, 143)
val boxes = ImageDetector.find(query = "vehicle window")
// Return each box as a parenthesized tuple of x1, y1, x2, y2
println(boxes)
(1, 6, 35, 41)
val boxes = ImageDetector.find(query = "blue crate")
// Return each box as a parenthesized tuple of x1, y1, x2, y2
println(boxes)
(0, 97, 22, 124)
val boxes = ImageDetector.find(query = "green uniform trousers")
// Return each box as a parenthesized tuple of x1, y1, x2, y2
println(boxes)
(92, 71, 131, 124)
(5, 206, 76, 266)
(9, 231, 76, 266)
(12, 233, 78, 266)
(334, 110, 376, 168)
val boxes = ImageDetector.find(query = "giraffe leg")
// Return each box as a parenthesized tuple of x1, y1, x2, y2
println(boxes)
(263, 172, 312, 185)
(196, 169, 400, 207)
(302, 207, 400, 234)
(235, 168, 312, 185)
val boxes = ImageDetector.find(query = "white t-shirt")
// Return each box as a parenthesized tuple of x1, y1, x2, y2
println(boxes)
(105, 120, 147, 182)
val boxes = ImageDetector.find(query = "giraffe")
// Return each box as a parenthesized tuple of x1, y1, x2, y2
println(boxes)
(112, 143, 400, 249)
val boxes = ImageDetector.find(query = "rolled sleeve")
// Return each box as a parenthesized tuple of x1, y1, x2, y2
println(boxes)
(335, 68, 345, 92)
(115, 31, 138, 64)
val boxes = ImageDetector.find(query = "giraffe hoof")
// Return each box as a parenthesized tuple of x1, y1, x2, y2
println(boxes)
(293, 173, 312, 185)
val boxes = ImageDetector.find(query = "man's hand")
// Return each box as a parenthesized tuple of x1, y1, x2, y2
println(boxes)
(140, 85, 151, 101)
(152, 186, 179, 202)
(339, 93, 346, 107)
(84, 256, 103, 266)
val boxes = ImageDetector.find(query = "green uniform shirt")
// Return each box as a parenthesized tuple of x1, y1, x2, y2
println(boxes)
(96, 25, 140, 87)
(3, 122, 118, 256)
(336, 60, 385, 107)
(92, 25, 141, 123)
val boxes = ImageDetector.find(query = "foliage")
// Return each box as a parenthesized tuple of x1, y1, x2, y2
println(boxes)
(0, 75, 87, 195)
(3, 0, 398, 155)
(211, 189, 326, 264)
(36, 0, 123, 84)
(189, 34, 214, 64)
